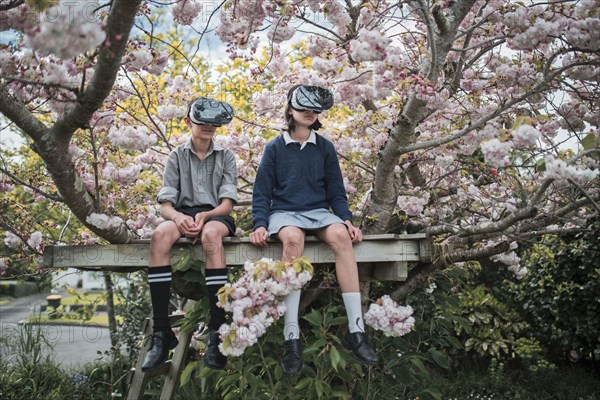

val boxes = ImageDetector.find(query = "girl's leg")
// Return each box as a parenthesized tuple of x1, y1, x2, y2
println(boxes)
(317, 223, 378, 365)
(316, 223, 362, 330)
(277, 226, 306, 376)
(201, 221, 230, 370)
(277, 226, 306, 339)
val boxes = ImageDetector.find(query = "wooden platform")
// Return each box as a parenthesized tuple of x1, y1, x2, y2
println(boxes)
(43, 234, 432, 281)
(43, 233, 432, 399)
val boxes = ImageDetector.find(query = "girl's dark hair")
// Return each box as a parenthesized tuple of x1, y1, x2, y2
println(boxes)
(285, 85, 323, 132)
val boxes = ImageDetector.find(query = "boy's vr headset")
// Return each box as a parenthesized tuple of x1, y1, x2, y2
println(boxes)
(288, 85, 334, 113)
(188, 97, 234, 126)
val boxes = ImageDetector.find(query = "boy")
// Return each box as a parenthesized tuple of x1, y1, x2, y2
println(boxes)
(142, 96, 237, 371)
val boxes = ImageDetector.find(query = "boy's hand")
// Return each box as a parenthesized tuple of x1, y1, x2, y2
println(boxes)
(194, 212, 208, 231)
(173, 213, 200, 237)
(250, 227, 269, 247)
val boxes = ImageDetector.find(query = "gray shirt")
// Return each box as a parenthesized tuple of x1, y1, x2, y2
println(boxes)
(157, 139, 238, 208)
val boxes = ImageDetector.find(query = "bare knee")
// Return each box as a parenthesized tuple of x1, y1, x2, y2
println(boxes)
(150, 223, 179, 250)
(201, 226, 223, 245)
(279, 228, 305, 260)
(328, 226, 352, 253)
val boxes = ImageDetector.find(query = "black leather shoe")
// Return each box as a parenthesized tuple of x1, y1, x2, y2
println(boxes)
(141, 330, 178, 371)
(343, 332, 378, 365)
(204, 331, 227, 369)
(282, 339, 303, 376)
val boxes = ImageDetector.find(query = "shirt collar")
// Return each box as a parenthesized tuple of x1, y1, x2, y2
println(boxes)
(283, 130, 317, 148)
(184, 138, 224, 156)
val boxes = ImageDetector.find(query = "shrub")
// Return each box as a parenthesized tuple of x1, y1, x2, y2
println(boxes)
(507, 219, 600, 362)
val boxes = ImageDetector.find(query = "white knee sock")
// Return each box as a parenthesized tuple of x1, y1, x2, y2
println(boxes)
(283, 290, 301, 340)
(342, 292, 365, 333)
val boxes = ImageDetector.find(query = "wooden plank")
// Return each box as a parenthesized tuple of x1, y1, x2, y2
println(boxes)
(160, 329, 193, 400)
(44, 234, 428, 271)
(126, 318, 153, 400)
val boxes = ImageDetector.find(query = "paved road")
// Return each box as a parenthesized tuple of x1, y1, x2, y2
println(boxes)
(0, 292, 112, 371)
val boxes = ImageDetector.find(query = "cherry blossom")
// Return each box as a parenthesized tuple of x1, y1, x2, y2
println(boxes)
(217, 257, 313, 356)
(365, 295, 415, 337)
(171, 0, 202, 26)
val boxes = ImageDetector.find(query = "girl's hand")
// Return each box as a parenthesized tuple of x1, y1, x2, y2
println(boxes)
(345, 221, 363, 243)
(250, 227, 270, 247)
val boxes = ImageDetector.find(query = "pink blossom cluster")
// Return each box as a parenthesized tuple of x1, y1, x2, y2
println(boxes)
(157, 104, 187, 120)
(27, 231, 43, 252)
(124, 49, 154, 71)
(86, 213, 124, 230)
(512, 124, 541, 148)
(0, 181, 15, 193)
(544, 156, 599, 183)
(268, 23, 296, 43)
(217, 257, 313, 356)
(103, 164, 141, 185)
(324, 1, 352, 36)
(171, 0, 203, 26)
(349, 28, 390, 62)
(4, 232, 23, 248)
(107, 125, 156, 152)
(26, 3, 106, 59)
(364, 295, 415, 337)
(397, 193, 431, 216)
(215, 0, 265, 47)
(480, 138, 512, 167)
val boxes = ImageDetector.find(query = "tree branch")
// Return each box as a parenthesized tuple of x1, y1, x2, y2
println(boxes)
(51, 0, 143, 144)
(0, 0, 24, 11)
(0, 167, 64, 202)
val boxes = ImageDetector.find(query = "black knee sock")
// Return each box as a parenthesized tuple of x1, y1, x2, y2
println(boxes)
(205, 268, 228, 331)
(148, 266, 172, 333)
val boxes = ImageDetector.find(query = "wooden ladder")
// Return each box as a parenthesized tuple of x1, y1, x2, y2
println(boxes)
(126, 314, 194, 400)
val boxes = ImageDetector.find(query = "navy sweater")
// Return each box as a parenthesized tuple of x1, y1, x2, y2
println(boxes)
(252, 133, 353, 229)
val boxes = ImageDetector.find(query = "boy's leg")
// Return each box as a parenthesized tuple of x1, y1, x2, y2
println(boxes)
(142, 221, 181, 371)
(201, 221, 230, 369)
(277, 226, 305, 376)
(317, 223, 378, 365)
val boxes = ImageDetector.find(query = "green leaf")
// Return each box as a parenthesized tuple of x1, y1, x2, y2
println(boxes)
(303, 308, 323, 326)
(409, 357, 428, 375)
(329, 346, 341, 372)
(424, 387, 443, 400)
(315, 380, 324, 398)
(535, 157, 546, 172)
(581, 133, 598, 151)
(182, 270, 206, 283)
(427, 349, 449, 369)
(294, 377, 312, 390)
(180, 361, 200, 386)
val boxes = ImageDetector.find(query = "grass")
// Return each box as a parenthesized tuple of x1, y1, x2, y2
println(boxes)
(0, 296, 13, 305)
(25, 291, 123, 327)
(26, 314, 123, 327)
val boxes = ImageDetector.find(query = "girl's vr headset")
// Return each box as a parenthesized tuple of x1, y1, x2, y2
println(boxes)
(288, 85, 334, 113)
(189, 97, 234, 126)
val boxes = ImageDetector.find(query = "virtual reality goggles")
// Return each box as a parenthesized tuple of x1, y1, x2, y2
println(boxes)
(188, 97, 234, 126)
(288, 85, 334, 113)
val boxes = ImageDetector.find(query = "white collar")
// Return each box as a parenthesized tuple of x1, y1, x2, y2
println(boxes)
(283, 130, 316, 150)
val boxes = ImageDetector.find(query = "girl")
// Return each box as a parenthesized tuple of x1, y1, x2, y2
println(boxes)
(250, 85, 377, 376)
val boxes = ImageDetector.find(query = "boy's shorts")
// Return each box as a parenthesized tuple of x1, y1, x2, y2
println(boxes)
(176, 205, 236, 237)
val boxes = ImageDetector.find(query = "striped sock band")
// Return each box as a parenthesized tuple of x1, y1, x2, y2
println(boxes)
(148, 266, 172, 332)
(206, 268, 228, 331)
